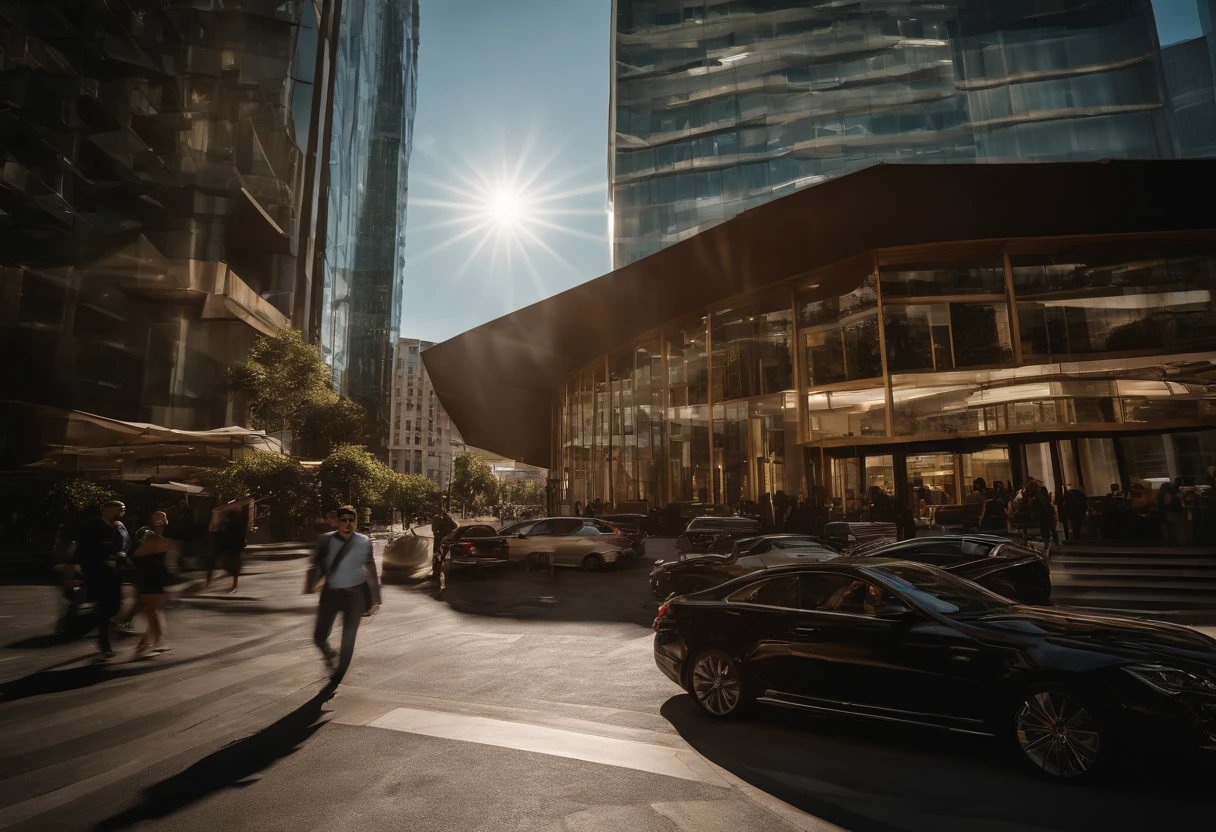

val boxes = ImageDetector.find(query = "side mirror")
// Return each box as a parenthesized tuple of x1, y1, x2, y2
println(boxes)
(876, 600, 915, 621)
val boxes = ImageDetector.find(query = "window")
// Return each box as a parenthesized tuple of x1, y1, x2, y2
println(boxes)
(529, 520, 554, 535)
(812, 576, 893, 615)
(463, 525, 497, 538)
(728, 576, 800, 608)
(552, 519, 584, 535)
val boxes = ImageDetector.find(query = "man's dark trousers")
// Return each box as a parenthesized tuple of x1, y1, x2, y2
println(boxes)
(314, 585, 368, 684)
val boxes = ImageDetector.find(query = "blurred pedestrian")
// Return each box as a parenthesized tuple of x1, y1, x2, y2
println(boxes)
(1062, 486, 1088, 541)
(131, 511, 175, 658)
(306, 505, 381, 699)
(206, 496, 253, 593)
(430, 511, 457, 579)
(74, 500, 130, 660)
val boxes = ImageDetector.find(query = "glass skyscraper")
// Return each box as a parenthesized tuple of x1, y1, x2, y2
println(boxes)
(611, 0, 1180, 267)
(316, 0, 420, 457)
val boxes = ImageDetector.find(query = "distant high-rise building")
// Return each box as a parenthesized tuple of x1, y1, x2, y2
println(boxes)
(610, 0, 1181, 267)
(314, 0, 420, 459)
(388, 338, 460, 490)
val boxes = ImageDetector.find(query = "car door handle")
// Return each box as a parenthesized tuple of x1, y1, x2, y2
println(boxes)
(793, 627, 820, 636)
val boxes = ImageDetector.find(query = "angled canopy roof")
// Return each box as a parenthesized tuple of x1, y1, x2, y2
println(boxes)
(422, 160, 1216, 467)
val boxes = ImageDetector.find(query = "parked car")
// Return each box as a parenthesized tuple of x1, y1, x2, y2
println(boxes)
(598, 514, 647, 556)
(653, 558, 1216, 782)
(499, 517, 632, 572)
(676, 516, 763, 554)
(435, 524, 511, 588)
(651, 536, 838, 600)
(736, 534, 829, 556)
(851, 535, 1051, 605)
(822, 521, 896, 551)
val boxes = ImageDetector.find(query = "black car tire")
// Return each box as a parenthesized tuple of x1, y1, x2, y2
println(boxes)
(687, 648, 751, 719)
(1010, 685, 1110, 782)
(581, 554, 603, 572)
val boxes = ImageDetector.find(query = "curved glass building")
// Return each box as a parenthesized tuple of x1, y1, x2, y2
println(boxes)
(611, 0, 1179, 266)
(423, 161, 1216, 526)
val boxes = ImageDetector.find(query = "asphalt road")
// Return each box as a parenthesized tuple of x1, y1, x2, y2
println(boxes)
(1, 536, 1214, 832)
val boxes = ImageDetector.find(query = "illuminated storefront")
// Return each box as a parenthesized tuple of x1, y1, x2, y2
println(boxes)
(424, 161, 1216, 524)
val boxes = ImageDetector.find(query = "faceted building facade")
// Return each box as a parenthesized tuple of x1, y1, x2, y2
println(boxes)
(610, 0, 1180, 267)
(315, 0, 419, 458)
(388, 338, 459, 489)
(422, 162, 1216, 535)
(1, 1, 323, 430)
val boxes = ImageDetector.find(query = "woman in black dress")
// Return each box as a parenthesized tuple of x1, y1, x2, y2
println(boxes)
(206, 496, 253, 593)
(132, 511, 174, 658)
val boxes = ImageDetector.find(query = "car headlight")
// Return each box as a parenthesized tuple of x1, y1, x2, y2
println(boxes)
(1125, 664, 1216, 696)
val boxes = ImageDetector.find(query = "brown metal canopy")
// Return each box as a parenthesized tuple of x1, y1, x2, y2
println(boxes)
(422, 160, 1216, 468)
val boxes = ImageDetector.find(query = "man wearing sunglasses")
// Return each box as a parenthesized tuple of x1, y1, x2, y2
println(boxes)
(306, 505, 381, 697)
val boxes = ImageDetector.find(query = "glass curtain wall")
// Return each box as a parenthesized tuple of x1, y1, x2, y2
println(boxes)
(554, 238, 1216, 512)
(611, 0, 1177, 267)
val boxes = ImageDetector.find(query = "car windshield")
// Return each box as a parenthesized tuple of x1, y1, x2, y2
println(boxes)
(864, 563, 1014, 616)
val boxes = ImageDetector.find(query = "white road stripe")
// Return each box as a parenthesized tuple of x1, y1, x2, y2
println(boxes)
(367, 706, 729, 785)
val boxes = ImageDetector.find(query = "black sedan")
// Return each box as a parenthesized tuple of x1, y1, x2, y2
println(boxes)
(436, 524, 511, 588)
(650, 536, 837, 601)
(653, 559, 1216, 781)
(676, 516, 763, 554)
(853, 535, 1051, 605)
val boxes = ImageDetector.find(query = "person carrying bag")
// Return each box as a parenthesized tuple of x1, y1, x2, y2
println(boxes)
(306, 505, 381, 698)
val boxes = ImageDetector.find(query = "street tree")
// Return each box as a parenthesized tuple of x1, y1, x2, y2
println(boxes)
(228, 327, 366, 456)
(385, 472, 440, 528)
(500, 480, 545, 507)
(318, 444, 392, 512)
(201, 453, 318, 519)
(450, 451, 498, 516)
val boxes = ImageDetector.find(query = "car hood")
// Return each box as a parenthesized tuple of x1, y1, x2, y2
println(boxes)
(967, 606, 1216, 662)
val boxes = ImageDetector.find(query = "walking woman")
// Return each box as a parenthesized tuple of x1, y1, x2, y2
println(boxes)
(206, 495, 254, 593)
(131, 511, 175, 658)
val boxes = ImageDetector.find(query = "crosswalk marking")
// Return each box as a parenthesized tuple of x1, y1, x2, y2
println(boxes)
(366, 706, 730, 785)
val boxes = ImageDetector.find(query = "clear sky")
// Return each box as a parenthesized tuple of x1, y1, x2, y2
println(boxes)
(401, 0, 1207, 344)
(400, 0, 611, 344)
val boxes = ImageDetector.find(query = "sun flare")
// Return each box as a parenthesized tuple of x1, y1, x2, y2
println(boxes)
(405, 138, 608, 305)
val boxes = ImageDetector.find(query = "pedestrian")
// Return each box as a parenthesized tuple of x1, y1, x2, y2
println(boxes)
(1062, 486, 1088, 541)
(430, 511, 457, 580)
(206, 496, 253, 593)
(130, 511, 175, 658)
(73, 500, 130, 660)
(325, 509, 340, 531)
(573, 501, 582, 517)
(306, 505, 381, 698)
(1031, 481, 1058, 545)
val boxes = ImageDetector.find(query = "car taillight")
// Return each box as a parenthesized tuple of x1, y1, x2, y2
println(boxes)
(608, 536, 630, 547)
(653, 602, 670, 631)
(457, 541, 475, 553)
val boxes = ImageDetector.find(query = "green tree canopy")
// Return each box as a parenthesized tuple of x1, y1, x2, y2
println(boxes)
(500, 480, 545, 507)
(385, 472, 440, 524)
(318, 444, 393, 511)
(228, 327, 366, 456)
(201, 453, 317, 519)
(450, 452, 499, 515)
(40, 479, 119, 527)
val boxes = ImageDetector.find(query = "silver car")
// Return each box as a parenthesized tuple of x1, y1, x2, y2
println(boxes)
(499, 517, 632, 572)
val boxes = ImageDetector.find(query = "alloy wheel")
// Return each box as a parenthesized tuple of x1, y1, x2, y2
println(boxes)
(1015, 690, 1102, 779)
(691, 652, 743, 717)
(582, 554, 603, 572)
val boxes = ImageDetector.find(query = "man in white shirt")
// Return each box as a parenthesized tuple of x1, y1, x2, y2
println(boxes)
(306, 505, 381, 697)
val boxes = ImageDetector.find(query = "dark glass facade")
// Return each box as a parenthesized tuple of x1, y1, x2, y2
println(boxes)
(611, 0, 1180, 266)
(317, 0, 419, 457)
(555, 234, 1216, 514)
(1, 1, 320, 429)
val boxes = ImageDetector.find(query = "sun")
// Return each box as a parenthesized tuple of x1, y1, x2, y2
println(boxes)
(403, 138, 608, 305)
(488, 189, 525, 226)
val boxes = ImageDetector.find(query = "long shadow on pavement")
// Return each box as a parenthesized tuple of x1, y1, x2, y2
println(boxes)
(661, 694, 1216, 832)
(94, 690, 332, 831)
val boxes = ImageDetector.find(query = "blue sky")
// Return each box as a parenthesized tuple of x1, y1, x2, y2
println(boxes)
(401, 0, 1206, 344)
